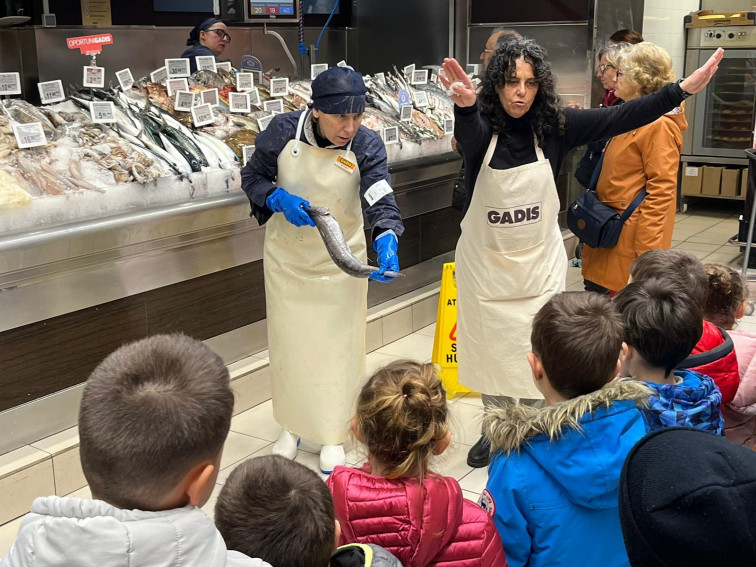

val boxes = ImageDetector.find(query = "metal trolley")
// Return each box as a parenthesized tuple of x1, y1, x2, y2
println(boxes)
(741, 149, 756, 314)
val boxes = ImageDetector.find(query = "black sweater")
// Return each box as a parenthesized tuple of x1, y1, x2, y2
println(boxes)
(454, 82, 687, 215)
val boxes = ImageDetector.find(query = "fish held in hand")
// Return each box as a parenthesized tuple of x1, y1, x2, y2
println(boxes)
(307, 206, 403, 279)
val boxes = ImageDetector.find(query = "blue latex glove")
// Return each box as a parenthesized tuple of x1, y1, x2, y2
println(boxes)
(369, 230, 400, 283)
(265, 187, 315, 227)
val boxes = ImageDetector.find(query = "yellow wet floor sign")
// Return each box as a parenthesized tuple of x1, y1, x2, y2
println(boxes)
(432, 262, 474, 398)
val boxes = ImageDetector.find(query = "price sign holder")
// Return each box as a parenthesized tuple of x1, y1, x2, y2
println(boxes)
(443, 119, 454, 135)
(0, 72, 21, 97)
(229, 92, 251, 114)
(310, 63, 328, 80)
(263, 99, 284, 114)
(237, 72, 254, 91)
(270, 77, 289, 97)
(242, 145, 256, 165)
(196, 56, 217, 73)
(165, 58, 191, 79)
(167, 78, 189, 97)
(90, 101, 116, 124)
(257, 113, 275, 132)
(12, 122, 47, 149)
(191, 103, 215, 127)
(399, 104, 413, 122)
(37, 80, 65, 105)
(201, 88, 219, 107)
(174, 90, 194, 112)
(413, 91, 429, 108)
(383, 126, 399, 145)
(83, 65, 105, 89)
(248, 87, 261, 107)
(116, 68, 134, 91)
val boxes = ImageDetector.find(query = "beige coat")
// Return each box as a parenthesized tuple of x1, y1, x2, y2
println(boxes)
(581, 107, 688, 292)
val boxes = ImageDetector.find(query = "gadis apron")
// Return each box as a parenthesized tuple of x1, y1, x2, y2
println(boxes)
(456, 134, 567, 399)
(265, 111, 367, 445)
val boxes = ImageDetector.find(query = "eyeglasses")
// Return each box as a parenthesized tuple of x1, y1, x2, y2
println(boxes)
(598, 63, 615, 75)
(205, 28, 231, 42)
(482, 48, 495, 54)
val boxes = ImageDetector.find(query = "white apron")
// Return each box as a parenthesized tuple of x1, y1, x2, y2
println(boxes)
(264, 111, 367, 445)
(456, 134, 567, 398)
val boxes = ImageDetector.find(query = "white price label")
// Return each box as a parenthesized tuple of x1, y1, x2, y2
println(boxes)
(201, 88, 219, 107)
(83, 66, 105, 88)
(216, 61, 233, 72)
(229, 91, 251, 113)
(150, 66, 167, 84)
(165, 58, 190, 78)
(37, 80, 65, 104)
(411, 69, 428, 85)
(257, 113, 275, 131)
(431, 73, 438, 84)
(263, 99, 284, 114)
(336, 60, 348, 68)
(270, 77, 289, 97)
(195, 56, 217, 72)
(403, 64, 416, 77)
(310, 63, 328, 80)
(375, 72, 386, 84)
(399, 104, 413, 122)
(242, 144, 255, 164)
(116, 68, 134, 91)
(12, 122, 46, 148)
(414, 91, 429, 108)
(382, 126, 399, 145)
(0, 72, 21, 95)
(465, 64, 480, 76)
(251, 70, 263, 86)
(89, 101, 116, 124)
(167, 78, 189, 96)
(174, 90, 194, 112)
(443, 118, 454, 134)
(237, 72, 254, 91)
(248, 87, 261, 107)
(191, 102, 214, 127)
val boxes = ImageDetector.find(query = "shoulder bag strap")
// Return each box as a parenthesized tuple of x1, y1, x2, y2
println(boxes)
(619, 188, 648, 222)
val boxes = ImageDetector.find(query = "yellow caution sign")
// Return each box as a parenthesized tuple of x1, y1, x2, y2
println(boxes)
(432, 262, 474, 398)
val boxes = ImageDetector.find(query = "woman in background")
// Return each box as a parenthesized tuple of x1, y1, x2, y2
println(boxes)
(181, 18, 232, 73)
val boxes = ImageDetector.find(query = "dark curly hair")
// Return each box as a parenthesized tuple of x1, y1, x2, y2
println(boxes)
(479, 38, 565, 146)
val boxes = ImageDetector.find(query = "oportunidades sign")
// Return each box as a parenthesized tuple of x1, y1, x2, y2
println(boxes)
(66, 33, 114, 54)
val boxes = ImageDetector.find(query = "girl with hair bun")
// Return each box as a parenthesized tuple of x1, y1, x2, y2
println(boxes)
(326, 360, 507, 567)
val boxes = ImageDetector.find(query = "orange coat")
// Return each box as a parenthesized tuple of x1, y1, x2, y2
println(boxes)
(581, 107, 687, 292)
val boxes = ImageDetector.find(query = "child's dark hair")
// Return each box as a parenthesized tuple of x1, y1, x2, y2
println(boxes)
(215, 455, 335, 567)
(78, 334, 234, 510)
(355, 360, 448, 482)
(703, 263, 749, 330)
(630, 249, 708, 307)
(531, 291, 624, 398)
(614, 278, 704, 375)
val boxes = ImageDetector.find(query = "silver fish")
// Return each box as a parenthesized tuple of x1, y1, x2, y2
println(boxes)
(307, 206, 403, 279)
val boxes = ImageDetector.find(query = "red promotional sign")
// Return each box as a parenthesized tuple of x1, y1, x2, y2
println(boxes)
(66, 33, 113, 55)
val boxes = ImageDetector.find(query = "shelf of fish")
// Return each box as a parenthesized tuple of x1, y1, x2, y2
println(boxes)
(0, 66, 454, 235)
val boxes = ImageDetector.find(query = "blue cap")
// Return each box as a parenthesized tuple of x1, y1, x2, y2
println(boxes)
(310, 67, 368, 114)
(187, 18, 222, 46)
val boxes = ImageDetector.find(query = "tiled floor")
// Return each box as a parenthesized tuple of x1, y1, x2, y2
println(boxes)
(2, 198, 754, 556)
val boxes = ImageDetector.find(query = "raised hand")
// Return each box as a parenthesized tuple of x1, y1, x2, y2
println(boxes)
(679, 48, 724, 95)
(439, 58, 478, 108)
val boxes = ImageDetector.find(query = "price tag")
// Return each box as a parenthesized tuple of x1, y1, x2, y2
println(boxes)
(248, 87, 262, 107)
(411, 69, 428, 85)
(201, 88, 219, 107)
(167, 78, 189, 96)
(431, 73, 438, 84)
(196, 55, 217, 73)
(336, 60, 348, 68)
(83, 66, 105, 88)
(229, 91, 251, 113)
(12, 122, 47, 148)
(150, 66, 167, 84)
(237, 72, 254, 91)
(191, 102, 214, 127)
(413, 91, 429, 108)
(397, 89, 411, 106)
(251, 70, 263, 86)
(257, 113, 275, 131)
(403, 64, 416, 77)
(263, 99, 284, 114)
(0, 72, 21, 95)
(270, 77, 289, 97)
(89, 101, 116, 123)
(242, 144, 255, 164)
(37, 80, 65, 104)
(465, 63, 480, 76)
(399, 104, 413, 122)
(116, 68, 134, 91)
(310, 63, 328, 80)
(443, 118, 454, 134)
(174, 90, 194, 112)
(216, 61, 233, 72)
(374, 72, 385, 84)
(165, 58, 190, 78)
(382, 126, 399, 145)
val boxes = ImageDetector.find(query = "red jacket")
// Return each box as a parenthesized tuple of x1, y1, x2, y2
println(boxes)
(679, 320, 740, 404)
(327, 465, 507, 567)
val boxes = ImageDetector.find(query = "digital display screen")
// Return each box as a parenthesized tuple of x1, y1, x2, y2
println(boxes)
(248, 0, 296, 17)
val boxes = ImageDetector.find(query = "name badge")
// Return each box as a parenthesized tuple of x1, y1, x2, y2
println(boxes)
(335, 155, 357, 175)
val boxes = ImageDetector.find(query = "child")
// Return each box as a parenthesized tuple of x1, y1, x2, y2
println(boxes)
(483, 292, 650, 567)
(703, 263, 756, 446)
(614, 278, 724, 434)
(0, 334, 270, 567)
(215, 455, 402, 567)
(629, 249, 740, 403)
(327, 360, 507, 567)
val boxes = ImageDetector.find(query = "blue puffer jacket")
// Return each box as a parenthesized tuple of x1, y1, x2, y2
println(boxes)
(482, 380, 652, 567)
(640, 369, 724, 435)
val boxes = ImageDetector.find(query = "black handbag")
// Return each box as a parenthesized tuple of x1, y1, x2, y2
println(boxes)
(567, 152, 647, 249)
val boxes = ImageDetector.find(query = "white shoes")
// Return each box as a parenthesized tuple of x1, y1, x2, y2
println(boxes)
(272, 429, 300, 460)
(320, 444, 345, 474)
